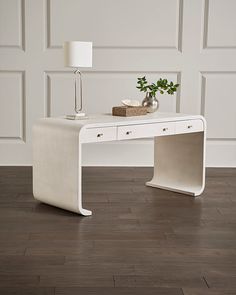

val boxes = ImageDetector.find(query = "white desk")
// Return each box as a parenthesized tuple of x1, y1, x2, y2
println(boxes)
(33, 112, 206, 216)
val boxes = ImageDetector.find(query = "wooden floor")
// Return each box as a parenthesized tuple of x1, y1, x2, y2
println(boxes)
(0, 167, 236, 295)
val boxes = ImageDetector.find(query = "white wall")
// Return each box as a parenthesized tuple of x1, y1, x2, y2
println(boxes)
(0, 0, 235, 167)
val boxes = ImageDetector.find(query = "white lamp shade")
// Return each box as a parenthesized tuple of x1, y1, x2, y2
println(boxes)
(64, 41, 92, 68)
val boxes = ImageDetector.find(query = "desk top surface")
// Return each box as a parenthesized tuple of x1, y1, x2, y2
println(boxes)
(38, 112, 205, 129)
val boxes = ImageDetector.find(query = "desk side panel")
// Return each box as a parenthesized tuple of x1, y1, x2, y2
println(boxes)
(32, 121, 81, 213)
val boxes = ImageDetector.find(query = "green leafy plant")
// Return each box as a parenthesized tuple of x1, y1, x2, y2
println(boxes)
(137, 76, 179, 97)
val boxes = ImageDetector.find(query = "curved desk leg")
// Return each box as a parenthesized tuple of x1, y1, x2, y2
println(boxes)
(33, 122, 92, 216)
(146, 132, 205, 196)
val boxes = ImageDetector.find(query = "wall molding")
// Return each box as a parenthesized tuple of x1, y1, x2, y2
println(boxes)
(0, 0, 25, 50)
(176, 0, 183, 52)
(200, 71, 236, 141)
(202, 0, 236, 50)
(44, 70, 181, 117)
(0, 70, 26, 142)
(45, 0, 183, 52)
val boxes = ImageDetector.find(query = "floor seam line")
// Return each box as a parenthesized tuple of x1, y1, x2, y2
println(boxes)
(203, 276, 210, 288)
(112, 275, 116, 287)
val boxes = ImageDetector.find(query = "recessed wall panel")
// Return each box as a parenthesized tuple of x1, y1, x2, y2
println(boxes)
(201, 73, 236, 139)
(204, 0, 236, 48)
(46, 74, 75, 117)
(0, 72, 24, 139)
(48, 0, 181, 49)
(46, 72, 179, 117)
(0, 0, 23, 48)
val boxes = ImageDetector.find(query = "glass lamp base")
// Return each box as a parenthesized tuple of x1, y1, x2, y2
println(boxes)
(66, 113, 88, 120)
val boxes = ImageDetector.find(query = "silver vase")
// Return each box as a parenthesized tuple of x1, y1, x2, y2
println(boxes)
(142, 93, 159, 113)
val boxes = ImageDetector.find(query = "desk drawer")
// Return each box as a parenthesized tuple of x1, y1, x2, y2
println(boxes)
(117, 122, 175, 140)
(83, 127, 117, 143)
(176, 119, 204, 134)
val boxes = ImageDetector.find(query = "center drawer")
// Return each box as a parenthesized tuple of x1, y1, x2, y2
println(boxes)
(117, 122, 176, 140)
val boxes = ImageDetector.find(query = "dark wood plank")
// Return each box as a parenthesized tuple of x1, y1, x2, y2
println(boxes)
(0, 287, 54, 295)
(56, 287, 183, 295)
(113, 274, 207, 288)
(0, 255, 65, 267)
(0, 166, 235, 294)
(183, 288, 236, 295)
(39, 275, 114, 287)
(0, 275, 39, 287)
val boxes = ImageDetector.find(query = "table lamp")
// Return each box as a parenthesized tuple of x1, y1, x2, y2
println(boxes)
(63, 41, 92, 120)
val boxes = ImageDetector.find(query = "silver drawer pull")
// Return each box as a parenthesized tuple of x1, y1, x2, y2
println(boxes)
(97, 133, 103, 138)
(163, 127, 168, 132)
(187, 125, 193, 129)
(126, 131, 132, 135)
